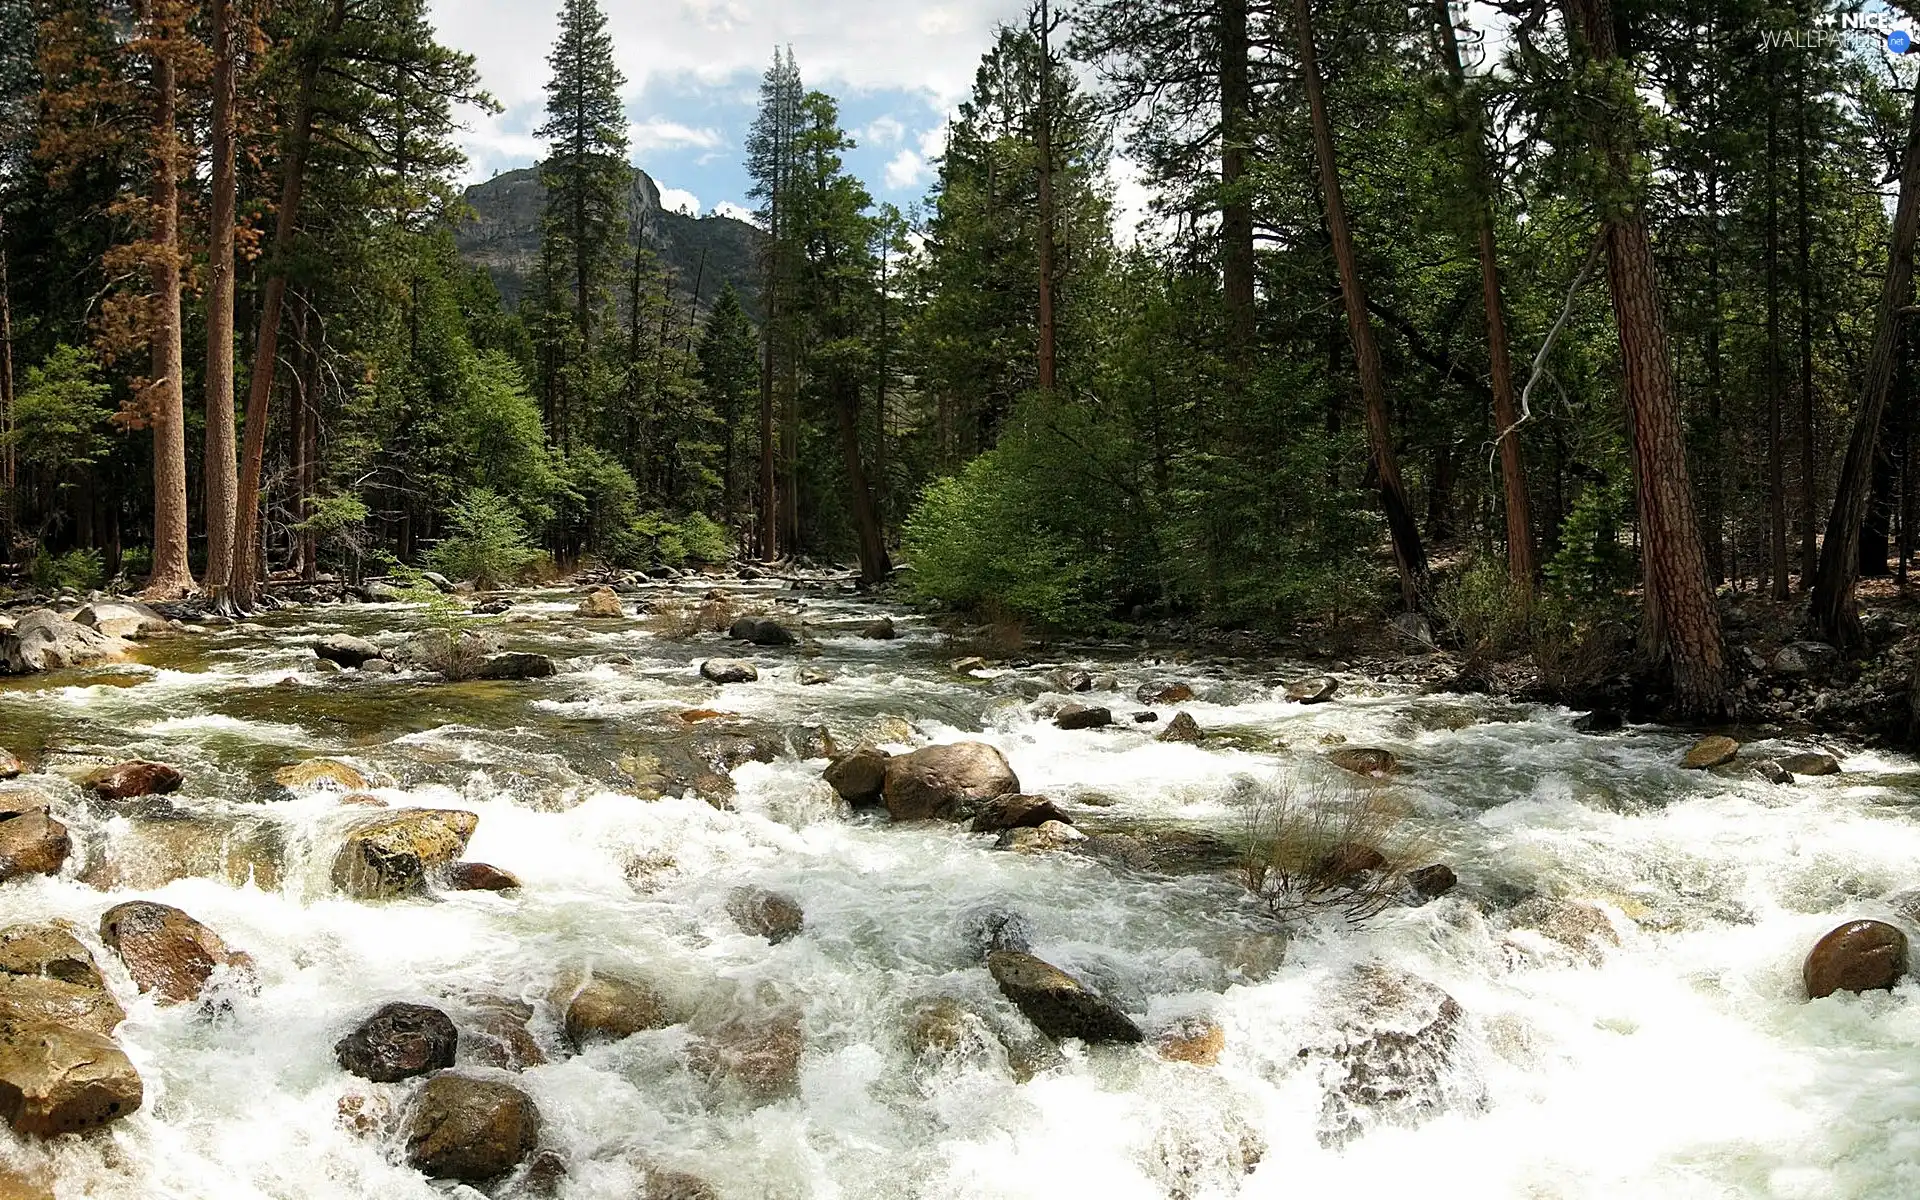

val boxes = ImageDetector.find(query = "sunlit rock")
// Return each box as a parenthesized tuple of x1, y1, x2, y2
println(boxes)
(0, 923, 124, 1035)
(98, 901, 253, 1004)
(882, 741, 1020, 821)
(0, 611, 131, 674)
(1681, 735, 1739, 770)
(80, 760, 183, 801)
(986, 950, 1143, 1044)
(0, 1021, 141, 1136)
(1301, 963, 1479, 1148)
(0, 799, 69, 882)
(1805, 920, 1907, 999)
(403, 1074, 540, 1182)
(1158, 712, 1206, 744)
(330, 808, 478, 899)
(336, 1002, 458, 1082)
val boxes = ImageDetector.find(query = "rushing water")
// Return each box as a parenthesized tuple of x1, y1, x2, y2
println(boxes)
(4, 580, 1920, 1199)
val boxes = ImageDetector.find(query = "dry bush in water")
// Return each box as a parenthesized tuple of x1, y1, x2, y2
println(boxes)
(647, 596, 743, 639)
(1234, 771, 1425, 925)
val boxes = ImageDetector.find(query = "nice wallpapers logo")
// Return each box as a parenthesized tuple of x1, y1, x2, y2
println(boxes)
(1760, 9, 1915, 50)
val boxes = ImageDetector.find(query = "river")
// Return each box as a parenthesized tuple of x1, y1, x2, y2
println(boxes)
(2, 578, 1918, 1199)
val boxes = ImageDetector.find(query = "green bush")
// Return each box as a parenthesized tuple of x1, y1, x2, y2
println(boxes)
(31, 547, 104, 592)
(1529, 589, 1634, 695)
(427, 488, 541, 588)
(675, 512, 731, 564)
(1434, 557, 1531, 659)
(118, 546, 153, 580)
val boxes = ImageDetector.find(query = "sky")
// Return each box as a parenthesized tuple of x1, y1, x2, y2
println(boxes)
(424, 0, 1038, 223)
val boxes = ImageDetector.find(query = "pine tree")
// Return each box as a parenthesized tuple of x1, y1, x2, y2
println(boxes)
(746, 47, 803, 558)
(696, 284, 757, 525)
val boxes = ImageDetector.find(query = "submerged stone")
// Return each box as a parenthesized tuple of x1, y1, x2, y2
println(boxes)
(985, 950, 1143, 1044)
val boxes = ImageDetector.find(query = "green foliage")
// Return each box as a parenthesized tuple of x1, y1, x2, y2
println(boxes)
(1434, 558, 1531, 660)
(295, 494, 373, 577)
(1545, 478, 1635, 600)
(5, 345, 111, 475)
(630, 509, 731, 566)
(30, 546, 103, 591)
(426, 489, 541, 588)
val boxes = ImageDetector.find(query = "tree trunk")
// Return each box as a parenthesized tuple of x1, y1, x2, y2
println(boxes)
(0, 211, 14, 567)
(758, 282, 777, 560)
(203, 0, 239, 604)
(835, 377, 891, 586)
(1293, 0, 1427, 611)
(1767, 94, 1790, 601)
(1035, 0, 1058, 393)
(1809, 82, 1920, 649)
(1796, 57, 1818, 588)
(1564, 0, 1727, 714)
(143, 9, 196, 600)
(1219, 0, 1256, 363)
(231, 0, 344, 608)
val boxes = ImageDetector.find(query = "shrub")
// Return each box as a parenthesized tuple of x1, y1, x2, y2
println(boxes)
(1235, 771, 1425, 925)
(427, 489, 541, 589)
(30, 547, 104, 592)
(295, 494, 372, 579)
(629, 510, 732, 567)
(1529, 589, 1634, 696)
(388, 567, 490, 681)
(1433, 557, 1531, 660)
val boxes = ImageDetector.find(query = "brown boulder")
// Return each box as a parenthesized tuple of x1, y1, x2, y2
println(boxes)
(1303, 964, 1476, 1147)
(1780, 752, 1841, 777)
(0, 924, 124, 1035)
(404, 1074, 541, 1182)
(1286, 677, 1339, 704)
(78, 814, 283, 891)
(463, 998, 545, 1072)
(81, 760, 183, 801)
(576, 587, 625, 619)
(1053, 703, 1113, 731)
(0, 801, 69, 882)
(1154, 1017, 1225, 1066)
(688, 1012, 805, 1101)
(98, 901, 253, 1004)
(330, 808, 478, 899)
(1135, 682, 1195, 705)
(1804, 920, 1908, 999)
(643, 1169, 719, 1200)
(823, 748, 889, 806)
(699, 659, 758, 684)
(970, 793, 1070, 834)
(882, 742, 1020, 821)
(996, 821, 1087, 854)
(0, 1022, 142, 1136)
(557, 971, 681, 1048)
(1326, 748, 1397, 778)
(726, 887, 804, 943)
(0, 751, 20, 780)
(1509, 897, 1620, 964)
(986, 950, 1143, 1044)
(1682, 735, 1739, 770)
(336, 1002, 459, 1082)
(273, 758, 372, 792)
(447, 862, 521, 892)
(1406, 864, 1458, 901)
(1158, 712, 1206, 744)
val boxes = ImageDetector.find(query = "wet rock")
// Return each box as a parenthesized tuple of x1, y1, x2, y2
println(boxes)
(446, 862, 521, 892)
(359, 581, 405, 603)
(0, 801, 69, 882)
(949, 656, 990, 673)
(0, 1022, 142, 1136)
(882, 741, 1021, 822)
(478, 653, 557, 681)
(392, 628, 502, 678)
(1053, 703, 1112, 731)
(312, 634, 383, 668)
(1060, 670, 1095, 693)
(688, 1012, 805, 1101)
(905, 997, 998, 1066)
(986, 950, 1143, 1044)
(73, 600, 169, 640)
(1508, 897, 1620, 963)
(79, 814, 283, 891)
(1406, 864, 1458, 902)
(727, 887, 804, 943)
(0, 924, 124, 1035)
(358, 658, 399, 676)
(1771, 640, 1840, 678)
(404, 1073, 540, 1182)
(462, 998, 545, 1072)
(728, 616, 796, 646)
(1325, 747, 1397, 778)
(1302, 963, 1477, 1148)
(557, 971, 680, 1048)
(273, 758, 371, 792)
(330, 808, 479, 899)
(1133, 711, 1159, 723)
(0, 1163, 52, 1199)
(577, 587, 626, 619)
(97, 901, 252, 1004)
(642, 1169, 718, 1200)
(335, 1002, 458, 1082)
(0, 750, 19, 779)
(1158, 712, 1206, 744)
(957, 904, 1035, 958)
(822, 748, 889, 806)
(1752, 758, 1794, 785)
(0, 610, 132, 674)
(970, 793, 1070, 834)
(863, 617, 897, 640)
(472, 597, 514, 616)
(797, 667, 835, 686)
(1215, 930, 1289, 982)
(1154, 1017, 1225, 1066)
(497, 1150, 567, 1199)
(81, 760, 184, 801)
(1136, 682, 1195, 705)
(1780, 751, 1841, 777)
(699, 659, 758, 684)
(997, 821, 1087, 854)
(1804, 920, 1908, 999)
(1286, 676, 1339, 704)
(1142, 1094, 1264, 1200)
(1574, 709, 1625, 734)
(1682, 735, 1739, 770)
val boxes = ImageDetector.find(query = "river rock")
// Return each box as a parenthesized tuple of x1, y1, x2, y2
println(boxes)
(335, 1002, 458, 1082)
(970, 793, 1070, 833)
(0, 610, 132, 674)
(1136, 682, 1195, 705)
(1286, 677, 1339, 704)
(0, 751, 19, 779)
(358, 658, 400, 676)
(1154, 1016, 1225, 1066)
(641, 1169, 718, 1200)
(1682, 736, 1739, 770)
(985, 950, 1143, 1044)
(313, 634, 383, 668)
(1053, 703, 1112, 731)
(472, 597, 514, 615)
(823, 747, 889, 806)
(1326, 747, 1397, 778)
(557, 971, 681, 1048)
(1781, 751, 1841, 777)
(393, 628, 502, 678)
(330, 808, 479, 899)
(957, 904, 1034, 958)
(1508, 897, 1620, 963)
(1574, 709, 1625, 734)
(997, 821, 1087, 854)
(729, 616, 796, 646)
(80, 814, 283, 891)
(274, 758, 371, 792)
(81, 760, 183, 800)
(0, 1022, 142, 1136)
(688, 1012, 805, 1101)
(1159, 712, 1206, 744)
(1317, 842, 1387, 881)
(1804, 920, 1908, 999)
(1406, 864, 1458, 902)
(478, 653, 557, 681)
(1752, 758, 1794, 785)
(447, 862, 521, 892)
(699, 659, 758, 684)
(404, 1074, 541, 1182)
(463, 998, 545, 1072)
(863, 617, 897, 640)
(73, 600, 169, 640)
(726, 887, 804, 943)
(98, 901, 252, 1004)
(577, 587, 625, 619)
(1303, 963, 1477, 1147)
(0, 924, 124, 1036)
(882, 742, 1021, 821)
(1771, 640, 1840, 678)
(0, 801, 69, 882)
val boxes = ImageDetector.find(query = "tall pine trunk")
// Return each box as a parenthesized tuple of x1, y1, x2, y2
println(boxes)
(1809, 81, 1920, 648)
(142, 5, 195, 600)
(835, 376, 890, 586)
(1293, 0, 1428, 612)
(1767, 93, 1790, 601)
(0, 212, 14, 566)
(1035, 0, 1058, 393)
(204, 0, 239, 603)
(1796, 59, 1818, 587)
(1220, 0, 1256, 363)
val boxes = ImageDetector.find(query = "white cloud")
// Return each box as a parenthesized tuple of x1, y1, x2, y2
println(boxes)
(629, 120, 725, 152)
(864, 115, 906, 146)
(658, 186, 703, 215)
(713, 200, 758, 225)
(884, 149, 927, 190)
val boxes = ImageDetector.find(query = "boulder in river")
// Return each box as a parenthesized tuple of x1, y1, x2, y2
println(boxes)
(576, 587, 626, 619)
(1405, 864, 1458, 902)
(970, 793, 1070, 834)
(1154, 1016, 1225, 1066)
(79, 813, 283, 891)
(1507, 897, 1620, 964)
(1325, 747, 1397, 778)
(726, 887, 804, 943)
(1780, 751, 1841, 777)
(687, 1012, 805, 1101)
(1752, 759, 1794, 785)
(1804, 920, 1907, 999)
(336, 1002, 458, 1082)
(330, 808, 478, 899)
(1136, 682, 1195, 705)
(699, 659, 758, 684)
(863, 617, 897, 640)
(81, 760, 183, 801)
(446, 862, 521, 892)
(273, 758, 371, 792)
(997, 821, 1087, 854)
(97, 901, 252, 1004)
(1158, 712, 1206, 744)
(0, 800, 69, 882)
(404, 1073, 541, 1182)
(728, 616, 796, 646)
(0, 611, 132, 674)
(1053, 703, 1112, 731)
(1682, 736, 1739, 770)
(1286, 677, 1339, 705)
(1303, 963, 1478, 1148)
(1573, 709, 1625, 734)
(0, 750, 19, 779)
(462, 997, 545, 1072)
(986, 950, 1143, 1044)
(478, 653, 557, 681)
(73, 600, 170, 640)
(312, 634, 383, 668)
(557, 971, 682, 1048)
(957, 904, 1034, 959)
(823, 748, 889, 806)
(881, 741, 1021, 822)
(0, 924, 124, 1036)
(0, 1022, 142, 1136)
